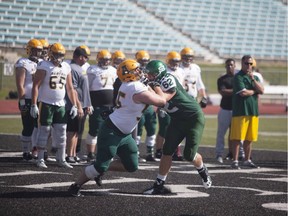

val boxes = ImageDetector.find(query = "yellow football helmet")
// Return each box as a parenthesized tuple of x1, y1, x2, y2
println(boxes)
(97, 50, 111, 69)
(49, 42, 66, 65)
(117, 59, 141, 82)
(180, 47, 195, 56)
(39, 39, 49, 60)
(39, 39, 49, 48)
(135, 50, 150, 68)
(26, 39, 43, 57)
(166, 51, 181, 71)
(112, 50, 126, 68)
(180, 47, 194, 66)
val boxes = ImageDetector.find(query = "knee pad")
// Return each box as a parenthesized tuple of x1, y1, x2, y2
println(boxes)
(145, 135, 156, 147)
(52, 124, 67, 148)
(85, 164, 99, 179)
(86, 133, 97, 145)
(37, 126, 51, 148)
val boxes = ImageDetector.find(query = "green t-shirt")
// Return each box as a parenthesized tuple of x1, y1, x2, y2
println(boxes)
(232, 70, 260, 117)
(159, 73, 202, 120)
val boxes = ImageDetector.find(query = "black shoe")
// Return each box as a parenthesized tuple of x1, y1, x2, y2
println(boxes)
(231, 161, 241, 170)
(172, 153, 183, 161)
(68, 183, 82, 197)
(87, 152, 96, 162)
(138, 156, 146, 163)
(154, 150, 162, 159)
(225, 152, 233, 160)
(23, 152, 33, 161)
(74, 156, 81, 163)
(146, 154, 156, 162)
(66, 156, 76, 163)
(94, 174, 103, 186)
(143, 181, 172, 195)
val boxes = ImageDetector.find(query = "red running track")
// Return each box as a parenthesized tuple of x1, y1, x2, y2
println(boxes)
(0, 100, 286, 115)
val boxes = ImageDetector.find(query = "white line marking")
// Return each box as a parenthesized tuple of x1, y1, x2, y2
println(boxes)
(0, 170, 71, 177)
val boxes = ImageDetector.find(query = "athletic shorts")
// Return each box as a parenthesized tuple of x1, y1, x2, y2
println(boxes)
(230, 116, 259, 142)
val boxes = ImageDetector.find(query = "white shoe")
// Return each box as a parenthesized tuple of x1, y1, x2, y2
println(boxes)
(58, 161, 73, 169)
(37, 159, 48, 168)
(216, 156, 223, 163)
(45, 157, 57, 162)
(202, 176, 212, 189)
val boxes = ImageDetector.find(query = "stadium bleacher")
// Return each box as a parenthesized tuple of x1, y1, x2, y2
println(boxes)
(0, 0, 287, 62)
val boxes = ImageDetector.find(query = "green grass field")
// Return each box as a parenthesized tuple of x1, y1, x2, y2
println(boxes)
(0, 115, 286, 152)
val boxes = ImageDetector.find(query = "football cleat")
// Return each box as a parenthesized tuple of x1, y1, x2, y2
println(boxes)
(145, 154, 156, 162)
(243, 160, 260, 169)
(68, 183, 82, 197)
(202, 176, 212, 189)
(23, 152, 33, 161)
(198, 165, 212, 189)
(37, 159, 48, 168)
(143, 181, 172, 195)
(94, 174, 103, 186)
(58, 161, 73, 169)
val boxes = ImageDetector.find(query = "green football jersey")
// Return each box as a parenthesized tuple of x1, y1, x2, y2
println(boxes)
(159, 73, 202, 120)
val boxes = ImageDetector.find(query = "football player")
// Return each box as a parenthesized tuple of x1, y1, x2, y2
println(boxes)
(15, 38, 43, 161)
(85, 50, 117, 162)
(143, 60, 212, 195)
(155, 51, 185, 161)
(135, 50, 158, 162)
(30, 42, 79, 169)
(180, 47, 208, 107)
(68, 59, 166, 197)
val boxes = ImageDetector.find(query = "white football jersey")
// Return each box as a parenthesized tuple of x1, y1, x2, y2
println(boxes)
(14, 58, 38, 99)
(87, 65, 117, 91)
(167, 67, 185, 86)
(180, 63, 205, 98)
(37, 61, 71, 106)
(109, 81, 148, 134)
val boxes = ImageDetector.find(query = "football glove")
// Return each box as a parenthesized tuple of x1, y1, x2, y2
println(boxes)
(199, 97, 208, 108)
(87, 106, 94, 115)
(70, 105, 78, 119)
(30, 104, 39, 118)
(19, 99, 28, 112)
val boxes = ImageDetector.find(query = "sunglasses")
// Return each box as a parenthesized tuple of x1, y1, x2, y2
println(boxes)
(244, 62, 253, 66)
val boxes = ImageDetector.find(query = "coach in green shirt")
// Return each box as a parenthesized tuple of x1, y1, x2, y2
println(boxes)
(230, 55, 264, 169)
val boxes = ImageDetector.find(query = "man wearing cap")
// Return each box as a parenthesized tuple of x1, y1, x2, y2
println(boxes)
(65, 45, 93, 164)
